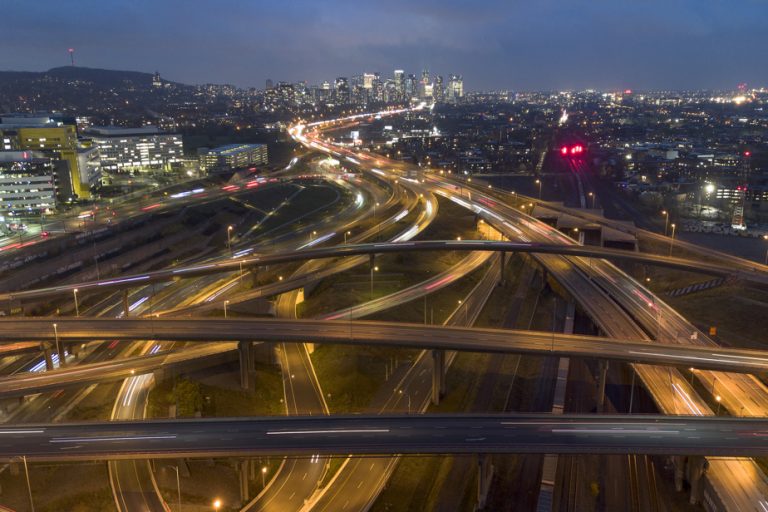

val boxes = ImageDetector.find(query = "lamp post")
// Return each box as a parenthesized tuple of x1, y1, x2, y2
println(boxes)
(344, 230, 351, 244)
(213, 498, 222, 511)
(715, 395, 722, 415)
(661, 210, 669, 236)
(588, 191, 595, 209)
(224, 300, 229, 319)
(227, 226, 234, 257)
(374, 202, 380, 240)
(22, 455, 35, 512)
(669, 223, 676, 257)
(261, 466, 267, 488)
(171, 465, 182, 512)
(73, 288, 79, 317)
(535, 178, 542, 199)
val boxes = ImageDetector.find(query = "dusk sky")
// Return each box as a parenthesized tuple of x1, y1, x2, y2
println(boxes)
(2, 0, 767, 91)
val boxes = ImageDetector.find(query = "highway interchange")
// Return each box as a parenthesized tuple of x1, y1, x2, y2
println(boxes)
(2, 104, 768, 511)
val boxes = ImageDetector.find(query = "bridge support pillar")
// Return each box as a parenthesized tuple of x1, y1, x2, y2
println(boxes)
(477, 454, 494, 510)
(239, 341, 253, 390)
(122, 290, 130, 317)
(673, 455, 685, 492)
(239, 459, 250, 502)
(499, 251, 506, 286)
(41, 342, 54, 371)
(688, 456, 708, 505)
(596, 360, 608, 412)
(431, 349, 446, 405)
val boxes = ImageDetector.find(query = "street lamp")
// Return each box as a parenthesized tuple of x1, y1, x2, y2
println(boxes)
(224, 300, 229, 319)
(715, 395, 722, 415)
(227, 225, 234, 257)
(344, 230, 351, 244)
(588, 191, 595, 209)
(261, 466, 268, 488)
(374, 202, 380, 240)
(669, 223, 676, 257)
(661, 210, 669, 236)
(535, 179, 542, 199)
(213, 498, 222, 511)
(73, 288, 79, 317)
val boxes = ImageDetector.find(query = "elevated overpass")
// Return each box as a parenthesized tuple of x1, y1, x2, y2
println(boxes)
(3, 240, 767, 302)
(3, 414, 768, 462)
(2, 318, 768, 398)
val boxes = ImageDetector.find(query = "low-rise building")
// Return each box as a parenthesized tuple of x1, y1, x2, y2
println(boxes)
(0, 151, 57, 214)
(86, 126, 183, 173)
(198, 143, 268, 173)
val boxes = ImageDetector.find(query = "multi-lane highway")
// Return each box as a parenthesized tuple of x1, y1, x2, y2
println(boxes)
(4, 414, 768, 461)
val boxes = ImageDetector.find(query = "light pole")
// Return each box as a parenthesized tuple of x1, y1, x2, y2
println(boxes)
(22, 455, 35, 512)
(227, 226, 234, 257)
(374, 202, 380, 240)
(588, 192, 595, 209)
(52, 323, 63, 368)
(715, 395, 722, 415)
(261, 466, 267, 488)
(224, 300, 229, 319)
(213, 498, 222, 511)
(535, 178, 542, 199)
(344, 230, 351, 244)
(73, 288, 79, 317)
(669, 223, 676, 257)
(171, 465, 182, 512)
(661, 210, 669, 236)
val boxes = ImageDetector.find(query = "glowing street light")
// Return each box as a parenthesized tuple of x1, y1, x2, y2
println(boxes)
(669, 223, 676, 257)
(73, 288, 79, 317)
(261, 466, 268, 487)
(344, 230, 351, 244)
(213, 498, 222, 510)
(227, 225, 234, 257)
(661, 210, 669, 236)
(535, 179, 542, 199)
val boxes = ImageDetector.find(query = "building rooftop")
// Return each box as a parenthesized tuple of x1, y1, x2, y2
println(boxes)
(86, 126, 165, 136)
(206, 143, 266, 156)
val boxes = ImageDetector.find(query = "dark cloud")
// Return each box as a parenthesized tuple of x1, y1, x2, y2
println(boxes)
(0, 0, 766, 90)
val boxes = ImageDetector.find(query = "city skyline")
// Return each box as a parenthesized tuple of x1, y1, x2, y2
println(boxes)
(2, 0, 767, 91)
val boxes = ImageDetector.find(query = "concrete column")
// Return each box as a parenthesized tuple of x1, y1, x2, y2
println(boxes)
(688, 456, 708, 505)
(431, 349, 446, 405)
(499, 251, 506, 286)
(122, 290, 130, 317)
(477, 454, 494, 510)
(239, 341, 252, 390)
(239, 460, 250, 502)
(673, 455, 685, 492)
(597, 360, 609, 412)
(41, 343, 54, 371)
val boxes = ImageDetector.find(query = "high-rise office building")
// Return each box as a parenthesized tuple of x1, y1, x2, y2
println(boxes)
(199, 144, 268, 174)
(419, 69, 430, 99)
(447, 74, 464, 103)
(394, 70, 405, 101)
(434, 75, 445, 103)
(405, 74, 417, 100)
(334, 77, 349, 104)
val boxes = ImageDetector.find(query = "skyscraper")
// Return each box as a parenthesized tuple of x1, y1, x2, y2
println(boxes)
(334, 77, 349, 104)
(419, 68, 430, 99)
(434, 75, 445, 103)
(405, 74, 417, 100)
(394, 70, 405, 101)
(447, 75, 464, 103)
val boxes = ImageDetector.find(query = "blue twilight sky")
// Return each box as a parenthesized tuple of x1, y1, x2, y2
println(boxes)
(1, 0, 767, 91)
